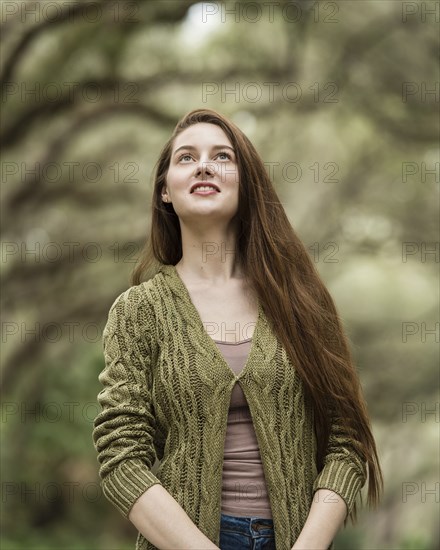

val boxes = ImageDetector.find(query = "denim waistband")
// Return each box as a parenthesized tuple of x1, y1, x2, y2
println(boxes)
(220, 512, 274, 535)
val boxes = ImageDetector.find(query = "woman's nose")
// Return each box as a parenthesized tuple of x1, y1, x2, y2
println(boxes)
(195, 158, 216, 177)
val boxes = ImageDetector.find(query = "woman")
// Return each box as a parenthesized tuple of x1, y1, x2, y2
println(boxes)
(93, 108, 383, 550)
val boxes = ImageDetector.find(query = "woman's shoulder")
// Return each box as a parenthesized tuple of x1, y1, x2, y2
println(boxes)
(107, 266, 172, 319)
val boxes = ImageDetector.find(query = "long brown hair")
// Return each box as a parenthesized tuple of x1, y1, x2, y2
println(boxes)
(131, 108, 383, 524)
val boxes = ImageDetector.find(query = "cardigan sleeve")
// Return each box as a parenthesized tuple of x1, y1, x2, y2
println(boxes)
(92, 287, 162, 518)
(312, 403, 367, 518)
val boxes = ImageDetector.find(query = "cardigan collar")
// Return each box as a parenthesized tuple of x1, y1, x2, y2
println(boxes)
(155, 264, 277, 381)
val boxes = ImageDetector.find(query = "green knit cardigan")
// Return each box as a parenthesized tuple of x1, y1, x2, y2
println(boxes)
(92, 264, 366, 549)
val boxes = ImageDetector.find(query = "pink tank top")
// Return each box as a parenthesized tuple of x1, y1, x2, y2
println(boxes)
(213, 337, 273, 519)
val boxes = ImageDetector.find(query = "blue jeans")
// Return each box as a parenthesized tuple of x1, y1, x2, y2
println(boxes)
(219, 512, 276, 550)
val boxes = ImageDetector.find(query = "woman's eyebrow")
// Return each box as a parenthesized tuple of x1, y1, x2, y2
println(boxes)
(173, 144, 235, 155)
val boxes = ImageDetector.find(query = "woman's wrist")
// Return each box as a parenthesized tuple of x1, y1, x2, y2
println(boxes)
(290, 488, 346, 550)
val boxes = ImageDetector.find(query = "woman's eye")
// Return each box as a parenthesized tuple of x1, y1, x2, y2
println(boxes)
(178, 151, 233, 162)
(217, 152, 232, 160)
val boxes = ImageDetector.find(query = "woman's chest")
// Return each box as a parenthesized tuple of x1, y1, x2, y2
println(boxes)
(184, 282, 259, 343)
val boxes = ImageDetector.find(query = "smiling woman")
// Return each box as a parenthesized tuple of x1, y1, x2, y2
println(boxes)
(161, 122, 241, 253)
(92, 109, 383, 550)
(167, 128, 235, 197)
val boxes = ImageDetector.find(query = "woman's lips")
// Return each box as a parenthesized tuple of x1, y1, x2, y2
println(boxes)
(192, 189, 218, 195)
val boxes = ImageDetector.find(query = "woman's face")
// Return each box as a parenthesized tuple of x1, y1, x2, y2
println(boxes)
(163, 122, 240, 226)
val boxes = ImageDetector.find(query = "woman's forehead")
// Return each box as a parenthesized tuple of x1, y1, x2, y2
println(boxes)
(172, 123, 232, 149)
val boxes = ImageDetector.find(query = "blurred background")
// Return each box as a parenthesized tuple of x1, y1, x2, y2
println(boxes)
(1, 0, 439, 548)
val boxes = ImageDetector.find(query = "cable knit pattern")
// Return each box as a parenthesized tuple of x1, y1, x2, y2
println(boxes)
(92, 264, 367, 550)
